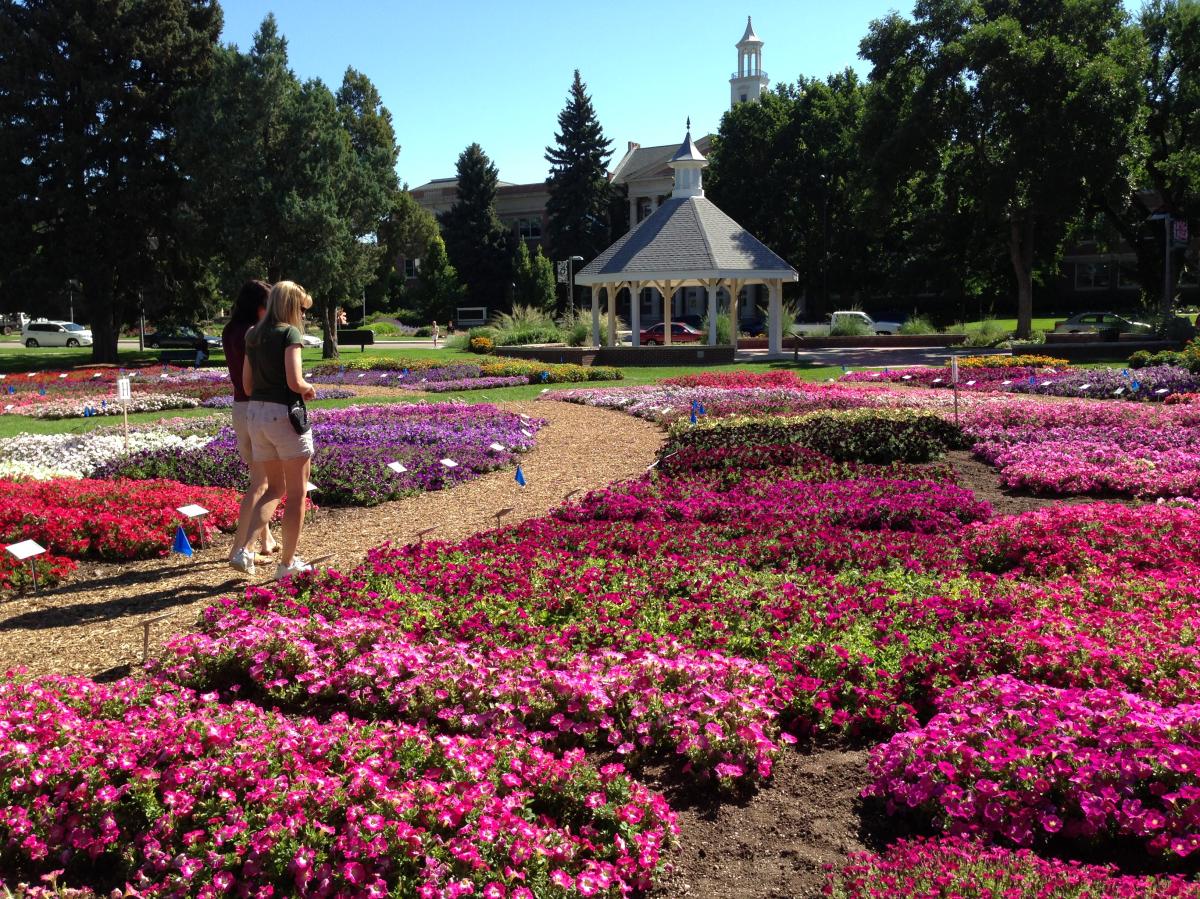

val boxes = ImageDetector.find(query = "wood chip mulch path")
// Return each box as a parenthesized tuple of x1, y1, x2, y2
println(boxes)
(0, 400, 663, 679)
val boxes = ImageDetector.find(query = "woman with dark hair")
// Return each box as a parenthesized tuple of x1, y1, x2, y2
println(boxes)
(223, 279, 276, 572)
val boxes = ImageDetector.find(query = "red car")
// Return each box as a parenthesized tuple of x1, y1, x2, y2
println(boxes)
(640, 322, 703, 345)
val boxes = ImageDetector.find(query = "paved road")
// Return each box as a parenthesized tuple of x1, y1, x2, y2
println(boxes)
(738, 346, 1008, 368)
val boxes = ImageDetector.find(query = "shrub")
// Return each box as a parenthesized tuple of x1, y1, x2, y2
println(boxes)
(1152, 313, 1198, 343)
(480, 357, 623, 383)
(468, 336, 494, 354)
(667, 409, 965, 464)
(898, 315, 936, 335)
(703, 312, 733, 344)
(964, 318, 1008, 347)
(959, 354, 1069, 369)
(487, 305, 561, 346)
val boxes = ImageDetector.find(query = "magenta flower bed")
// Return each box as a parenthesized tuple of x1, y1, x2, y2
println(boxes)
(866, 675, 1200, 857)
(827, 836, 1200, 897)
(0, 676, 675, 896)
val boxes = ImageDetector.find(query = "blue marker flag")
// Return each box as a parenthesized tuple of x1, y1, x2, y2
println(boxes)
(515, 464, 526, 487)
(171, 525, 193, 557)
(540, 371, 550, 383)
(1133, 380, 1141, 391)
(690, 408, 698, 425)
(697, 402, 706, 416)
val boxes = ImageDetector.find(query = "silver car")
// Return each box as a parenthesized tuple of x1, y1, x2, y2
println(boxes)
(1053, 312, 1150, 335)
(23, 320, 93, 347)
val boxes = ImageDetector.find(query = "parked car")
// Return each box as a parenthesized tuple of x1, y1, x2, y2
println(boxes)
(1052, 312, 1151, 335)
(299, 333, 322, 348)
(22, 320, 92, 348)
(639, 322, 703, 345)
(145, 326, 221, 350)
(676, 314, 705, 330)
(792, 310, 903, 336)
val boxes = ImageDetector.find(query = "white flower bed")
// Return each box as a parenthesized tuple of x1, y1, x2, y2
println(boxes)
(26, 394, 200, 420)
(0, 430, 214, 478)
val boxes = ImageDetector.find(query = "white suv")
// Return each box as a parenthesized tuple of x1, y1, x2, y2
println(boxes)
(22, 320, 93, 348)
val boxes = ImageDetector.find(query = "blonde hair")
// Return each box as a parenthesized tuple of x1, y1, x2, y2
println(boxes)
(247, 281, 311, 348)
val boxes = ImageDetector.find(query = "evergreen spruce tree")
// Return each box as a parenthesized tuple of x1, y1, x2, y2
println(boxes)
(414, 235, 464, 321)
(513, 242, 557, 311)
(544, 71, 614, 273)
(439, 144, 513, 309)
(0, 0, 222, 361)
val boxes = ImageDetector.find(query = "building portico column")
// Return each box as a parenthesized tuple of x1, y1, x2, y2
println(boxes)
(630, 282, 641, 347)
(661, 281, 675, 346)
(607, 284, 619, 346)
(767, 279, 783, 355)
(628, 196, 638, 232)
(590, 287, 600, 348)
(706, 280, 720, 346)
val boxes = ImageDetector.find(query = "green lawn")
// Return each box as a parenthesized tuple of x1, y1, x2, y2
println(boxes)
(956, 317, 1061, 333)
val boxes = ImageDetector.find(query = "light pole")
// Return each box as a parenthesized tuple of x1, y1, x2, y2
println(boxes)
(1150, 211, 1175, 314)
(567, 255, 584, 310)
(820, 174, 830, 312)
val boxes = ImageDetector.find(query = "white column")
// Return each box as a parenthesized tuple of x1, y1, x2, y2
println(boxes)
(630, 282, 641, 346)
(590, 287, 600, 348)
(662, 283, 673, 346)
(707, 282, 719, 346)
(728, 280, 742, 352)
(628, 196, 638, 232)
(607, 285, 618, 346)
(768, 280, 783, 355)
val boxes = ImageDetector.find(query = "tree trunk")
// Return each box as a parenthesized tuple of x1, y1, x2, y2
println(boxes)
(88, 280, 121, 364)
(320, 300, 339, 360)
(1008, 214, 1035, 340)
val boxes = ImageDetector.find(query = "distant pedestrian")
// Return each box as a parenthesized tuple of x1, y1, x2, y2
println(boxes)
(236, 281, 317, 581)
(448, 321, 455, 335)
(431, 320, 440, 347)
(223, 279, 277, 572)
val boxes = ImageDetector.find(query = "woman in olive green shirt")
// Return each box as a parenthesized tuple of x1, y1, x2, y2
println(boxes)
(232, 281, 317, 581)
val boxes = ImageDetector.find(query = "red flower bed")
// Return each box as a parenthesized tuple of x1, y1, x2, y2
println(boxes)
(0, 478, 244, 590)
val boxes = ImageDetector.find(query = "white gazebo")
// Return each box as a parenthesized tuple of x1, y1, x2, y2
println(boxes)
(576, 123, 798, 353)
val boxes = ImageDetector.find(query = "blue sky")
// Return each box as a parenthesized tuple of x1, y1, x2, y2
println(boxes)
(219, 0, 1145, 188)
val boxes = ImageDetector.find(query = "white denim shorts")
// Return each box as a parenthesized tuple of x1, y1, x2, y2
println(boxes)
(231, 401, 253, 464)
(246, 400, 314, 463)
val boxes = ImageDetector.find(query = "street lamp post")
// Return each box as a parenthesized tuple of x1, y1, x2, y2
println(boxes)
(1150, 212, 1174, 314)
(820, 174, 830, 312)
(567, 255, 584, 310)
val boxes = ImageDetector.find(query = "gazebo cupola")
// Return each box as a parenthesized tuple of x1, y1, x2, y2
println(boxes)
(669, 119, 707, 199)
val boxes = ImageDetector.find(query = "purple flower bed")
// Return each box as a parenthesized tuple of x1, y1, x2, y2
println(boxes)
(200, 388, 356, 409)
(409, 376, 528, 393)
(310, 364, 483, 387)
(92, 403, 541, 506)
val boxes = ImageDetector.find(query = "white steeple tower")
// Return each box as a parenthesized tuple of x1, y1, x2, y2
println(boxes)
(670, 119, 707, 199)
(730, 16, 769, 107)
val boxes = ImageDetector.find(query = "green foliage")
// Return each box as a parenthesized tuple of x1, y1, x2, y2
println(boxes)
(860, 0, 1147, 338)
(898, 315, 937, 335)
(830, 315, 870, 337)
(963, 318, 1009, 347)
(702, 313, 733, 345)
(438, 144, 513, 308)
(544, 71, 614, 280)
(513, 243, 557, 311)
(409, 236, 464, 322)
(0, 0, 223, 361)
(468, 336, 494, 354)
(479, 358, 623, 383)
(486, 306, 561, 346)
(1130, 337, 1200, 371)
(667, 409, 965, 465)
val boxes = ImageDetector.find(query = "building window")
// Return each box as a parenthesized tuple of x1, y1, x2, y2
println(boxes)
(637, 198, 652, 222)
(1117, 262, 1140, 291)
(1074, 262, 1108, 291)
(404, 258, 420, 278)
(517, 218, 542, 240)
(740, 93, 748, 102)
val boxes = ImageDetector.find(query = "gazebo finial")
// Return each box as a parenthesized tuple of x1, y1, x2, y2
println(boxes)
(686, 116, 691, 133)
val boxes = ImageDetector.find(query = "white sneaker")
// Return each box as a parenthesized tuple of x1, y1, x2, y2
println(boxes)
(229, 547, 256, 576)
(273, 556, 313, 581)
